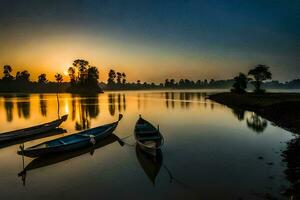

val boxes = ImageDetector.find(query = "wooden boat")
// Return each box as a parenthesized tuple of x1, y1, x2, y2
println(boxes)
(18, 134, 121, 185)
(0, 115, 68, 143)
(18, 114, 123, 158)
(0, 128, 66, 149)
(136, 145, 162, 185)
(134, 115, 164, 155)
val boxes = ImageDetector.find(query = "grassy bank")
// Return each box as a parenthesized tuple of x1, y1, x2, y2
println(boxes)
(209, 92, 300, 134)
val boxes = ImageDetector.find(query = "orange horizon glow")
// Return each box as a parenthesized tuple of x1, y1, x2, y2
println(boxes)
(0, 31, 257, 83)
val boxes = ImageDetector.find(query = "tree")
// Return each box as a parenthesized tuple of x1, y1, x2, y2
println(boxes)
(107, 69, 116, 85)
(122, 73, 126, 84)
(116, 72, 122, 84)
(165, 79, 170, 87)
(231, 73, 248, 93)
(73, 59, 89, 84)
(248, 64, 272, 93)
(16, 70, 30, 82)
(87, 66, 99, 86)
(68, 67, 76, 86)
(55, 73, 63, 118)
(170, 79, 175, 87)
(38, 73, 48, 84)
(55, 73, 63, 84)
(3, 65, 13, 81)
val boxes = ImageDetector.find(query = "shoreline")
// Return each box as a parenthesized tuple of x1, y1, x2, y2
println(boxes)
(208, 92, 300, 135)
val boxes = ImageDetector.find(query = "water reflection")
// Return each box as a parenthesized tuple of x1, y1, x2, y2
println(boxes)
(107, 93, 126, 116)
(135, 145, 162, 185)
(17, 95, 30, 119)
(39, 94, 47, 116)
(246, 113, 268, 133)
(165, 92, 175, 109)
(4, 95, 14, 122)
(75, 95, 100, 130)
(108, 93, 116, 116)
(231, 108, 246, 121)
(0, 91, 293, 199)
(282, 136, 300, 199)
(18, 134, 120, 186)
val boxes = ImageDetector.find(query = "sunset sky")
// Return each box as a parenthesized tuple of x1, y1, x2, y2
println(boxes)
(0, 0, 299, 82)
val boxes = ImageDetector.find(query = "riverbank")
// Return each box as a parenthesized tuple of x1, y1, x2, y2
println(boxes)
(209, 92, 300, 198)
(209, 92, 300, 135)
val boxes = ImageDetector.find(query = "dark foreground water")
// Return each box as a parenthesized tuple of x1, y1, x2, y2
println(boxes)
(0, 90, 295, 200)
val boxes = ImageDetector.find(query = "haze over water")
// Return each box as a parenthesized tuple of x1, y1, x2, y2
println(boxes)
(0, 90, 294, 199)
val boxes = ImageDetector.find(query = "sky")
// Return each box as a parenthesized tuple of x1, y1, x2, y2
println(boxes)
(0, 0, 299, 82)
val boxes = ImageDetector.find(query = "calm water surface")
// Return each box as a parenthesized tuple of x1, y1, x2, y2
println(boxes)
(0, 90, 295, 200)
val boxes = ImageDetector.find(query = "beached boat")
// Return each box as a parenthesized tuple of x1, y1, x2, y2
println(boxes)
(18, 114, 123, 157)
(0, 115, 68, 143)
(134, 115, 164, 155)
(136, 145, 162, 185)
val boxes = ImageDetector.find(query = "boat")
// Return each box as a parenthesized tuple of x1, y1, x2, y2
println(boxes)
(134, 115, 164, 155)
(18, 134, 121, 185)
(0, 115, 68, 143)
(136, 145, 162, 185)
(18, 114, 123, 158)
(0, 128, 66, 149)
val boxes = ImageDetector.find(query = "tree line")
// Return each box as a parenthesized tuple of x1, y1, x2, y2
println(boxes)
(1, 60, 300, 93)
(0, 59, 102, 93)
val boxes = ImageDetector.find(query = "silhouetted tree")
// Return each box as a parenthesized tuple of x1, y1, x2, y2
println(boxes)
(38, 73, 48, 84)
(170, 79, 175, 87)
(231, 73, 248, 93)
(108, 69, 116, 85)
(122, 73, 126, 84)
(87, 66, 99, 86)
(16, 71, 30, 83)
(116, 72, 122, 84)
(73, 59, 89, 84)
(67, 59, 101, 93)
(165, 79, 170, 87)
(68, 67, 76, 86)
(248, 64, 272, 93)
(55, 73, 63, 118)
(3, 65, 13, 81)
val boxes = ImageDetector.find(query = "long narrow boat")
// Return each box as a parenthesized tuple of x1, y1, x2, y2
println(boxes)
(0, 128, 66, 149)
(18, 114, 123, 158)
(134, 115, 164, 155)
(0, 115, 68, 143)
(18, 134, 121, 185)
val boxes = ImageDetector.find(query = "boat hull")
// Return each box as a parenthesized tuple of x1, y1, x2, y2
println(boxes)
(0, 115, 68, 143)
(19, 126, 115, 157)
(134, 116, 164, 156)
(18, 114, 122, 158)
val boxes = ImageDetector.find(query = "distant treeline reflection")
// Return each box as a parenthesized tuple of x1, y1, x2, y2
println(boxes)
(2, 92, 267, 134)
(1, 92, 217, 122)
